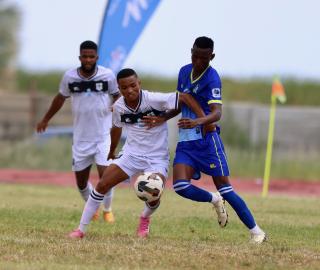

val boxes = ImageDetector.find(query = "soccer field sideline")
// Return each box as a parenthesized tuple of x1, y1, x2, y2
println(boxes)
(0, 168, 319, 197)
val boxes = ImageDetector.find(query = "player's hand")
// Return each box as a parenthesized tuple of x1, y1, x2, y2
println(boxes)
(142, 115, 165, 129)
(178, 118, 201, 129)
(36, 120, 48, 133)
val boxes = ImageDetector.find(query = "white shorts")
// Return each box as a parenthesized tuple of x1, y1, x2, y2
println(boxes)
(72, 139, 111, 172)
(111, 152, 169, 179)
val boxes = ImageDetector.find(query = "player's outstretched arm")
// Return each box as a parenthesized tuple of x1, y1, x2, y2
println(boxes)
(142, 109, 180, 129)
(36, 93, 66, 133)
(178, 93, 218, 132)
(108, 126, 122, 160)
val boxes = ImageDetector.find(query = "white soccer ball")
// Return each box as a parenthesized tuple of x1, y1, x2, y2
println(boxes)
(134, 172, 164, 203)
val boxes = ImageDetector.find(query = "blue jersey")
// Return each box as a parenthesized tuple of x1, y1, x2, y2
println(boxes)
(174, 64, 229, 177)
(177, 64, 222, 142)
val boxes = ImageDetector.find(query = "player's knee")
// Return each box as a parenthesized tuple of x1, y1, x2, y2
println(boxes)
(96, 181, 110, 195)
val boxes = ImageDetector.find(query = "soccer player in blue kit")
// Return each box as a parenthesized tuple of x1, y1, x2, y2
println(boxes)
(171, 36, 266, 243)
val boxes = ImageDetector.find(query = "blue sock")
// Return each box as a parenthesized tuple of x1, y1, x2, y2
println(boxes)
(173, 180, 212, 202)
(218, 184, 256, 229)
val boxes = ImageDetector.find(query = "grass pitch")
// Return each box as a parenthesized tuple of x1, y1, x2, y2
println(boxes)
(0, 183, 319, 270)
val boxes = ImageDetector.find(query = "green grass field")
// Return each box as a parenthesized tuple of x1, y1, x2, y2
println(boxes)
(0, 183, 319, 270)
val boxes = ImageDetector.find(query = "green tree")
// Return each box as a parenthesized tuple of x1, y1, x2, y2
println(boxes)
(0, 0, 19, 89)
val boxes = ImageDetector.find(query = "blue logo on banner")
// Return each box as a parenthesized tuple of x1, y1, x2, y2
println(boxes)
(98, 0, 161, 72)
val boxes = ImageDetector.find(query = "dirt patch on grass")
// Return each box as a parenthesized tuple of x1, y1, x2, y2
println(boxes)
(0, 168, 319, 196)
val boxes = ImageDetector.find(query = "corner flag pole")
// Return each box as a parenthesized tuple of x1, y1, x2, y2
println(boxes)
(262, 94, 277, 197)
(262, 77, 286, 197)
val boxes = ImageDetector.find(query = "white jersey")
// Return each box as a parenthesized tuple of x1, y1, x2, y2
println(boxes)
(59, 65, 119, 142)
(112, 90, 179, 159)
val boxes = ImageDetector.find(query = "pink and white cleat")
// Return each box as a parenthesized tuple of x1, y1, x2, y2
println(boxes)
(68, 228, 85, 239)
(137, 216, 150, 238)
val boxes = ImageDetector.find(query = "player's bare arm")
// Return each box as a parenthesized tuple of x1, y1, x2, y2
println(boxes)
(142, 108, 180, 129)
(108, 126, 122, 160)
(203, 103, 222, 124)
(179, 103, 221, 133)
(143, 93, 215, 130)
(143, 92, 205, 129)
(178, 93, 216, 130)
(36, 93, 66, 133)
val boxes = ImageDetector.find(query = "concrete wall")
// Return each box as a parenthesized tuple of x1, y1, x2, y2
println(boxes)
(1, 93, 319, 153)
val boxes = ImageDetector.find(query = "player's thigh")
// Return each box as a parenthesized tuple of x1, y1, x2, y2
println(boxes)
(96, 164, 128, 194)
(173, 143, 197, 181)
(96, 164, 107, 179)
(173, 163, 194, 181)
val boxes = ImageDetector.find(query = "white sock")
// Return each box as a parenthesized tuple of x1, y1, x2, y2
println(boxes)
(79, 189, 104, 232)
(141, 201, 160, 218)
(103, 188, 114, 212)
(78, 182, 93, 202)
(250, 225, 264, 235)
(210, 192, 221, 204)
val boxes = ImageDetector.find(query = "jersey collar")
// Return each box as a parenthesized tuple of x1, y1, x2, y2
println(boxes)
(190, 65, 210, 84)
(77, 66, 98, 80)
(124, 90, 142, 113)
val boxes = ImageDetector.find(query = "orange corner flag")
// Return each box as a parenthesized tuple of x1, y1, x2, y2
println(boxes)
(272, 77, 286, 103)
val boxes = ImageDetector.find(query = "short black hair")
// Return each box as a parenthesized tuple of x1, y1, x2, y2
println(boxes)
(194, 36, 214, 50)
(117, 68, 137, 81)
(80, 40, 98, 52)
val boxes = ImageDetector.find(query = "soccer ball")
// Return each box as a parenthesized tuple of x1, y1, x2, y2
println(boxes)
(134, 172, 164, 202)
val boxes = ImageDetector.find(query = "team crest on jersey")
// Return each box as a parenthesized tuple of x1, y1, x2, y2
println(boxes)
(212, 88, 221, 98)
(96, 82, 103, 91)
(192, 84, 199, 94)
(85, 88, 92, 96)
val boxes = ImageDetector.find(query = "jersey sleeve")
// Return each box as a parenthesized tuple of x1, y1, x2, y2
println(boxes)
(176, 68, 184, 92)
(207, 74, 222, 105)
(59, 72, 71, 97)
(108, 72, 120, 96)
(112, 103, 124, 128)
(147, 91, 179, 111)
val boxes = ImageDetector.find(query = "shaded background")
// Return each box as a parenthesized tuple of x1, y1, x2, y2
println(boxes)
(0, 0, 319, 181)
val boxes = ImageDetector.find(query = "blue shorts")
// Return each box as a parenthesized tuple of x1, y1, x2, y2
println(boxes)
(173, 131, 230, 177)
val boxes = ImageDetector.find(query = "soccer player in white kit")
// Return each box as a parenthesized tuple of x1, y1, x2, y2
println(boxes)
(69, 68, 212, 238)
(37, 41, 121, 223)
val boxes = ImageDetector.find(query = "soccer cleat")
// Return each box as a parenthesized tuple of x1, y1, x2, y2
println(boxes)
(91, 208, 100, 221)
(250, 232, 267, 244)
(212, 192, 228, 228)
(137, 216, 150, 238)
(68, 228, 85, 239)
(103, 211, 115, 223)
